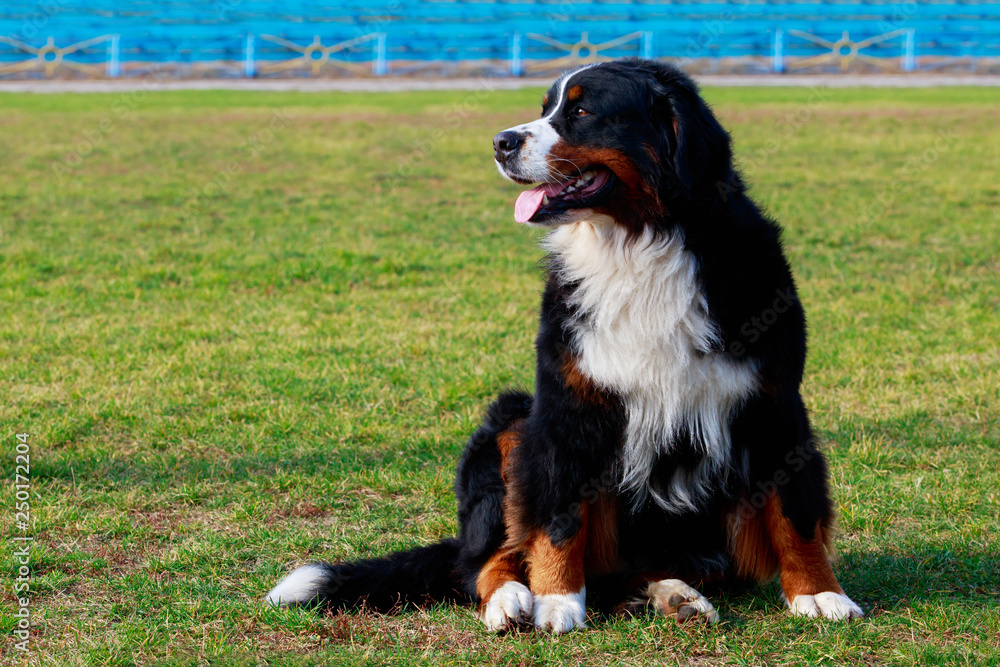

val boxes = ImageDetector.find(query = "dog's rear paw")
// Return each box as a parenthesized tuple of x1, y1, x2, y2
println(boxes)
(480, 581, 534, 632)
(647, 579, 719, 624)
(788, 592, 863, 620)
(533, 588, 588, 633)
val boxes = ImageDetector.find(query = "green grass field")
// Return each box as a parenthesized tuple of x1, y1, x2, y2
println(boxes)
(1, 84, 998, 666)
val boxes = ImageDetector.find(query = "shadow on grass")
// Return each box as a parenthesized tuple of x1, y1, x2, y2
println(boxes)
(37, 438, 448, 492)
(683, 546, 999, 628)
(37, 409, 999, 624)
(840, 547, 1000, 609)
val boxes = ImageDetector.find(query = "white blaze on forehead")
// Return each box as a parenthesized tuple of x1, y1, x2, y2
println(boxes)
(495, 65, 599, 184)
(543, 70, 574, 120)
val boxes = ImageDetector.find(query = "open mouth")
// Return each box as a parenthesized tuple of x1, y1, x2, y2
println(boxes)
(513, 166, 615, 224)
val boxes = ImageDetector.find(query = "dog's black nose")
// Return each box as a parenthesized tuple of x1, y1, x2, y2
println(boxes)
(493, 131, 524, 162)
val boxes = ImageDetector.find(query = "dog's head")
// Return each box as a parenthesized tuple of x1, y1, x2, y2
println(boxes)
(494, 59, 732, 232)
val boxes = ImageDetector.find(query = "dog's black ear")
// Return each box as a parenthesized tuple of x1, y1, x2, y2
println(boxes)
(649, 69, 732, 193)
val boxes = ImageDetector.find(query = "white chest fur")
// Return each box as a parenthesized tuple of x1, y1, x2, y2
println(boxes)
(544, 219, 759, 513)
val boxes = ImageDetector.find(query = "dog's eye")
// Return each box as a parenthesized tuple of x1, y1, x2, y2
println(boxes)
(573, 106, 589, 117)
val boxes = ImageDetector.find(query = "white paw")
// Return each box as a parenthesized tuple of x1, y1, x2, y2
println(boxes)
(533, 588, 587, 633)
(788, 592, 864, 620)
(480, 581, 533, 631)
(647, 579, 720, 624)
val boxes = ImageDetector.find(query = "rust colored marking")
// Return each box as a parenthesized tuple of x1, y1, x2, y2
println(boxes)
(644, 143, 660, 165)
(561, 355, 609, 406)
(476, 547, 526, 607)
(672, 117, 680, 139)
(765, 494, 842, 599)
(584, 493, 619, 575)
(548, 144, 646, 192)
(526, 506, 588, 596)
(545, 142, 665, 235)
(477, 420, 530, 607)
(542, 92, 549, 106)
(567, 85, 583, 102)
(499, 426, 531, 550)
(728, 499, 780, 583)
(758, 378, 780, 398)
(496, 421, 523, 483)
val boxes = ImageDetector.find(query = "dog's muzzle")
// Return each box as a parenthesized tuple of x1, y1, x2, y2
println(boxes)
(493, 131, 525, 167)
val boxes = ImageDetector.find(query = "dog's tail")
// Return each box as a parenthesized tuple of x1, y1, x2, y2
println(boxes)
(265, 538, 465, 612)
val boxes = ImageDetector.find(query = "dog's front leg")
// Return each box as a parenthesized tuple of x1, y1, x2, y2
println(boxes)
(525, 504, 589, 633)
(765, 493, 864, 620)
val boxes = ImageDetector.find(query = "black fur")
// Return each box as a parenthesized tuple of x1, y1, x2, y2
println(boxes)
(291, 539, 464, 612)
(268, 58, 836, 618)
(454, 391, 533, 596)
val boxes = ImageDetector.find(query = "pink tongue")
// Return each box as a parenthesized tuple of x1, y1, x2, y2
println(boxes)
(514, 182, 566, 224)
(514, 186, 546, 224)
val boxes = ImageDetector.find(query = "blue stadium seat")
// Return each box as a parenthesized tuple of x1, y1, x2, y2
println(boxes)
(1, 1, 999, 77)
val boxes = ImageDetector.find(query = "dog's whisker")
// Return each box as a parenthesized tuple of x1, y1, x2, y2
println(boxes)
(546, 157, 586, 181)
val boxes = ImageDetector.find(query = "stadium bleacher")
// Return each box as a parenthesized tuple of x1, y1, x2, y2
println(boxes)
(1, 1, 999, 78)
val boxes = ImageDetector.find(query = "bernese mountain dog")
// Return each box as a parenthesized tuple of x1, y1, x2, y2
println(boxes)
(266, 59, 863, 631)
